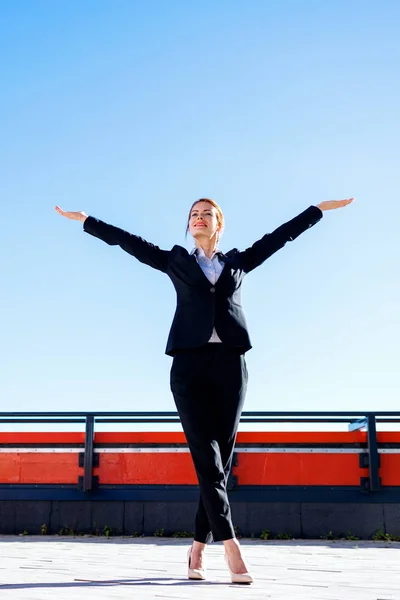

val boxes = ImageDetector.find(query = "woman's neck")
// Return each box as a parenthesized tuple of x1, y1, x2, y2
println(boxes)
(195, 240, 217, 259)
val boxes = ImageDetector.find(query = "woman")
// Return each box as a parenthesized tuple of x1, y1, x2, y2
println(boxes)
(55, 196, 354, 584)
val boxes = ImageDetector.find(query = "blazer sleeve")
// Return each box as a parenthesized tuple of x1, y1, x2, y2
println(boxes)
(83, 216, 170, 273)
(238, 205, 323, 273)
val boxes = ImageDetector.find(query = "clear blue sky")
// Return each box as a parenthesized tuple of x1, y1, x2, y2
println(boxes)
(1, 0, 399, 426)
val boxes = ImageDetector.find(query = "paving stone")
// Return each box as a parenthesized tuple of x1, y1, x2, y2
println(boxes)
(0, 537, 399, 599)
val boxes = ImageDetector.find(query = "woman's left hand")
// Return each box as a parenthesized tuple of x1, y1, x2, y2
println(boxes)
(317, 198, 355, 211)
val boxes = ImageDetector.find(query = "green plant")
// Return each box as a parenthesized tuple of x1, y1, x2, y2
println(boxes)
(373, 529, 387, 541)
(58, 526, 75, 536)
(233, 525, 241, 539)
(40, 524, 48, 535)
(276, 532, 293, 540)
(327, 530, 335, 540)
(345, 531, 359, 541)
(372, 529, 400, 542)
(321, 530, 337, 540)
(103, 525, 112, 538)
(91, 522, 100, 536)
(153, 528, 165, 537)
(171, 531, 194, 538)
(22, 530, 28, 536)
(260, 529, 271, 540)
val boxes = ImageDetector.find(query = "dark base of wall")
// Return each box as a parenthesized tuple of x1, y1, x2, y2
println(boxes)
(1, 501, 399, 539)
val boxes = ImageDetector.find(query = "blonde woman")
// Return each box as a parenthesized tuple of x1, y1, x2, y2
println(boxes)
(55, 196, 353, 584)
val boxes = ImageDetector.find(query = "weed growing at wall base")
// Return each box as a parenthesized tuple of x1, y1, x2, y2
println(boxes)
(372, 529, 400, 542)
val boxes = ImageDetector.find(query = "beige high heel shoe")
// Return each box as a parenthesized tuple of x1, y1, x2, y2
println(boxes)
(224, 553, 254, 584)
(187, 546, 206, 580)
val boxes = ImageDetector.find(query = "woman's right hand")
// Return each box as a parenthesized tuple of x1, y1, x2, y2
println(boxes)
(55, 206, 88, 223)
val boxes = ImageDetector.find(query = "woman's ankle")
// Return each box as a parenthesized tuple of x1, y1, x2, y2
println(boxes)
(223, 537, 241, 554)
(192, 540, 207, 553)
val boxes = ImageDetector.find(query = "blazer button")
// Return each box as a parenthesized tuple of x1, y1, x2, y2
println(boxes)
(210, 287, 216, 293)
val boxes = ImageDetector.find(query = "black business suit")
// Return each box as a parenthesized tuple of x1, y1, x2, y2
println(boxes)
(83, 204, 323, 542)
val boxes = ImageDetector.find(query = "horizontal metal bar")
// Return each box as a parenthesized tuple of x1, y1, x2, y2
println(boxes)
(97, 418, 361, 424)
(1, 446, 399, 454)
(240, 418, 353, 423)
(95, 418, 182, 423)
(1, 484, 400, 503)
(0, 412, 399, 429)
(1, 417, 399, 425)
(0, 419, 86, 424)
(0, 447, 368, 454)
(0, 448, 82, 453)
(0, 411, 399, 417)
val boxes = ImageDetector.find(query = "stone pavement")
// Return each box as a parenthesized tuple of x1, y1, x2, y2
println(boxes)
(0, 536, 399, 600)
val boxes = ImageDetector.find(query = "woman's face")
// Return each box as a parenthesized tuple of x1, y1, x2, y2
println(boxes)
(188, 201, 221, 242)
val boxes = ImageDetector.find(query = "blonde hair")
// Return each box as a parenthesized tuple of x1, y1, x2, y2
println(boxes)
(186, 198, 225, 246)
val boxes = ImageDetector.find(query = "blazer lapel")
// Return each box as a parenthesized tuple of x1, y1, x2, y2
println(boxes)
(190, 254, 213, 288)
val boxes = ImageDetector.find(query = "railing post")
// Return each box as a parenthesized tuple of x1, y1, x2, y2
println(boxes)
(367, 415, 381, 491)
(82, 415, 95, 492)
(349, 415, 381, 491)
(227, 452, 238, 490)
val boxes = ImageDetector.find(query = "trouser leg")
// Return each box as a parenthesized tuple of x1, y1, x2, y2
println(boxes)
(170, 346, 248, 543)
(194, 496, 213, 544)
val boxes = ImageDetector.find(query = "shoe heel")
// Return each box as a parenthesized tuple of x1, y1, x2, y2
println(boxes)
(187, 547, 206, 581)
(224, 553, 253, 584)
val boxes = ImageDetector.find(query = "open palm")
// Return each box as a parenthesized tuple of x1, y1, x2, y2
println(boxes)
(55, 205, 87, 222)
(317, 198, 355, 211)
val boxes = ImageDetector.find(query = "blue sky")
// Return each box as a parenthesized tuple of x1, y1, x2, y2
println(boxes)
(0, 0, 399, 430)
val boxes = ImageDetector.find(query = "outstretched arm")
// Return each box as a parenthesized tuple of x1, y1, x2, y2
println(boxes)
(237, 198, 354, 273)
(54, 206, 169, 273)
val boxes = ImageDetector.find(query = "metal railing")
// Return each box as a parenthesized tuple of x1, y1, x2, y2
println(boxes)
(1, 411, 399, 493)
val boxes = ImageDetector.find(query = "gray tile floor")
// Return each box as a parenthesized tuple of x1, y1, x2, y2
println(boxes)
(0, 536, 399, 599)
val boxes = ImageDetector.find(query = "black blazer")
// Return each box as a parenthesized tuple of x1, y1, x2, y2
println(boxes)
(83, 205, 323, 356)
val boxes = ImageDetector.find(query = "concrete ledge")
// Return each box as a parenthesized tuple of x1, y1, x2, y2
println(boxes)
(143, 502, 197, 536)
(232, 501, 302, 537)
(301, 503, 385, 538)
(1, 500, 399, 538)
(383, 504, 400, 536)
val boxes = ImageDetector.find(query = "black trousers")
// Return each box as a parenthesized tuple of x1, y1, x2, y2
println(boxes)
(170, 344, 248, 543)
